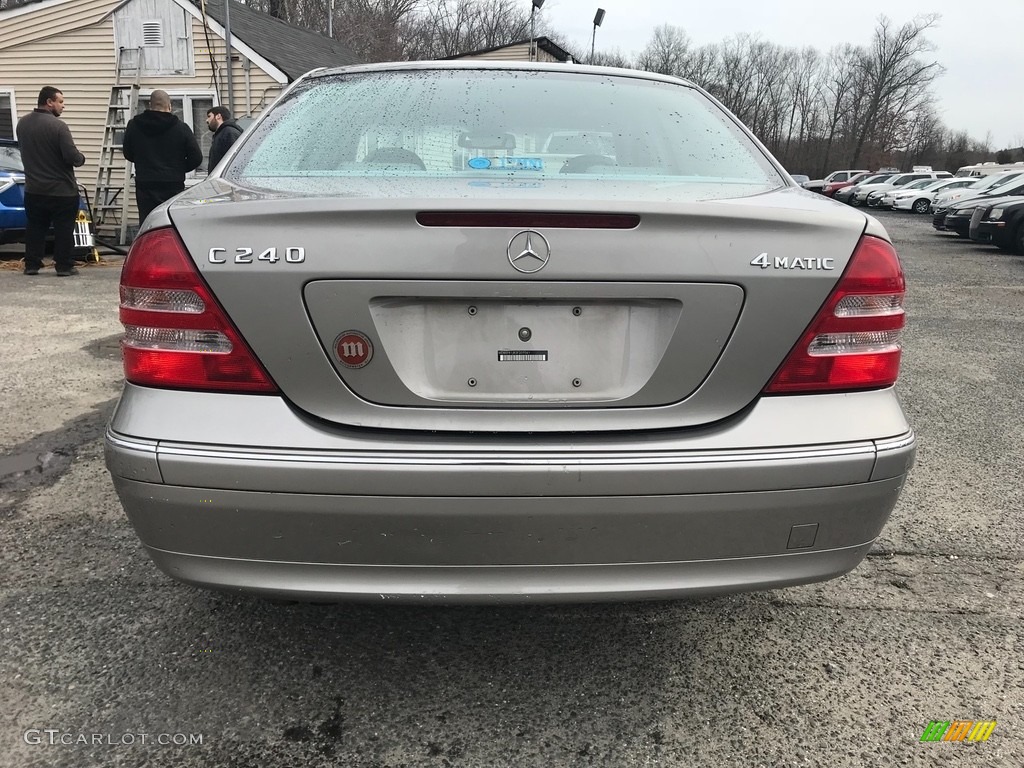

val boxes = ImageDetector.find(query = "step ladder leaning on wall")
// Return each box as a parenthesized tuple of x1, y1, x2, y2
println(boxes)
(92, 47, 142, 249)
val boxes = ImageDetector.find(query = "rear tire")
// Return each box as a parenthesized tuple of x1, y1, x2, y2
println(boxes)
(912, 198, 930, 214)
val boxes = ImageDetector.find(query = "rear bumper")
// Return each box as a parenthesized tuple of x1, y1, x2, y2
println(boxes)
(141, 540, 879, 604)
(105, 386, 915, 602)
(111, 474, 908, 603)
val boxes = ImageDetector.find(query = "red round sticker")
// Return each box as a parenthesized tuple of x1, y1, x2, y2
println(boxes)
(335, 331, 373, 368)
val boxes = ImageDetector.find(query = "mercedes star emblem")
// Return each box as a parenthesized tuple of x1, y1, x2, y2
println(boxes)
(507, 230, 551, 274)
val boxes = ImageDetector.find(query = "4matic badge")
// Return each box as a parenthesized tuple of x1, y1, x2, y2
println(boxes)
(750, 253, 835, 270)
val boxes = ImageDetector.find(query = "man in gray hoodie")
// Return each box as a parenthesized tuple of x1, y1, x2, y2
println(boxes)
(16, 86, 85, 276)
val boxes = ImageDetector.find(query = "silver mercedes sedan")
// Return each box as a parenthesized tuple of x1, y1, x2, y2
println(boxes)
(104, 61, 915, 603)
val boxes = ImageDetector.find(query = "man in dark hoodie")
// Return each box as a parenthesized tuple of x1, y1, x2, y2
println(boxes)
(205, 106, 243, 171)
(122, 90, 203, 222)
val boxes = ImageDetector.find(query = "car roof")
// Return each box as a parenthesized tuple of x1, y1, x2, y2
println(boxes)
(300, 59, 699, 89)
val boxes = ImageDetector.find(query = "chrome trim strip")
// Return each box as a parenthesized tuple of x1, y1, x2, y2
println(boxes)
(874, 431, 916, 453)
(153, 439, 876, 468)
(105, 429, 159, 454)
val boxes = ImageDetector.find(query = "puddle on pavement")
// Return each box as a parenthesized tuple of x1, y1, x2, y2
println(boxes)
(0, 400, 116, 502)
(85, 333, 124, 361)
(0, 451, 52, 479)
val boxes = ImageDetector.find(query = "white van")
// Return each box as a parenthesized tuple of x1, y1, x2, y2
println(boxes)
(955, 161, 1024, 177)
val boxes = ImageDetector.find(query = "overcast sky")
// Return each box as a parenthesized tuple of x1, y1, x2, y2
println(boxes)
(540, 0, 1024, 150)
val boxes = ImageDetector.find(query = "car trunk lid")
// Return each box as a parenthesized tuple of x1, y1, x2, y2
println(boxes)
(168, 186, 867, 432)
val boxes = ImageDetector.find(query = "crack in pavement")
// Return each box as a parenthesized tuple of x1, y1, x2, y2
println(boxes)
(0, 399, 117, 511)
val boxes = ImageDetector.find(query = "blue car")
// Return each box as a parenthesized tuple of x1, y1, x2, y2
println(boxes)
(0, 138, 27, 244)
(0, 137, 90, 250)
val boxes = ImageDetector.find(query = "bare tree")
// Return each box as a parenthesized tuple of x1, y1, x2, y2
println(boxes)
(676, 44, 718, 87)
(636, 24, 690, 77)
(338, 0, 423, 61)
(588, 48, 634, 69)
(401, 0, 534, 60)
(847, 14, 944, 168)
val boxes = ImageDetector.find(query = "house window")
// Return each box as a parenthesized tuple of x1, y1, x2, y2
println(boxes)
(137, 92, 215, 176)
(141, 20, 164, 47)
(0, 90, 15, 140)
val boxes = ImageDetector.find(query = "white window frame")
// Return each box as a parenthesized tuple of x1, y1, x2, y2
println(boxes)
(138, 90, 217, 180)
(0, 88, 18, 141)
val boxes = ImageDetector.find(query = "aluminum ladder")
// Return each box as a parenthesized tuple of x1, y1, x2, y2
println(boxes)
(92, 47, 142, 247)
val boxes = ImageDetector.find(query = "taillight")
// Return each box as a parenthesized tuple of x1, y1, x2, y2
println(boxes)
(764, 235, 905, 394)
(119, 227, 278, 393)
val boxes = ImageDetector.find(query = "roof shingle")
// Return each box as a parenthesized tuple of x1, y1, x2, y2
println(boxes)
(189, 0, 361, 80)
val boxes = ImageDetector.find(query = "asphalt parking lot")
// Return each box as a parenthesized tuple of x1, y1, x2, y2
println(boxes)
(1, 210, 1021, 767)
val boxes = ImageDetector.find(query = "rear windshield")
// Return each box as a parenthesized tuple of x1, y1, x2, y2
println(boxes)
(229, 69, 782, 195)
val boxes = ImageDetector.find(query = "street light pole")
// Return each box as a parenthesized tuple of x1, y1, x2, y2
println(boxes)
(591, 8, 605, 64)
(530, 0, 545, 62)
(328, 0, 334, 38)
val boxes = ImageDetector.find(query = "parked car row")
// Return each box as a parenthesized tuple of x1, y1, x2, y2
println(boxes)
(884, 178, 975, 212)
(969, 198, 1024, 252)
(800, 168, 869, 194)
(848, 170, 953, 207)
(832, 173, 893, 204)
(831, 170, 1024, 216)
(931, 171, 1024, 253)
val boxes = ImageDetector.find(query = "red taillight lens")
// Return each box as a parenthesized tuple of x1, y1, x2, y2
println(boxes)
(764, 235, 905, 394)
(119, 227, 279, 393)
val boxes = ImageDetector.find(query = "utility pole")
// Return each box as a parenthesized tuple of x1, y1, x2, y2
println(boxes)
(224, 0, 234, 114)
(530, 0, 545, 62)
(328, 0, 334, 38)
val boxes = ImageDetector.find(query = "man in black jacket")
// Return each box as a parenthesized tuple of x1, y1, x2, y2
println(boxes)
(16, 85, 85, 276)
(122, 90, 203, 222)
(205, 106, 243, 171)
